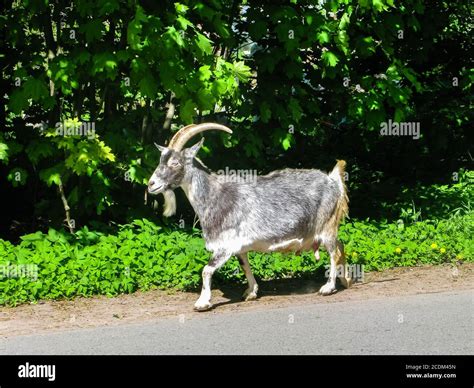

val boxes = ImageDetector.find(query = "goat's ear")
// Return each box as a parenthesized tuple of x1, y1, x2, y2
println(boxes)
(154, 143, 169, 153)
(186, 137, 205, 158)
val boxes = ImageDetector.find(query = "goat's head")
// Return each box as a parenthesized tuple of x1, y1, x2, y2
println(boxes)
(147, 123, 232, 216)
(147, 138, 202, 194)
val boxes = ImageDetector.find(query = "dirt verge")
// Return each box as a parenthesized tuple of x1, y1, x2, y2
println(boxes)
(0, 263, 472, 338)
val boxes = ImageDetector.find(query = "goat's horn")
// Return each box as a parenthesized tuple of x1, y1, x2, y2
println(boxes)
(168, 122, 232, 151)
(166, 124, 195, 148)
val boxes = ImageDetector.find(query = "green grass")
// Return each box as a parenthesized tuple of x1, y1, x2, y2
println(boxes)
(0, 212, 472, 307)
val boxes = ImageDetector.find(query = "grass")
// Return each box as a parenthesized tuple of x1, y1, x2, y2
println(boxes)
(0, 210, 472, 306)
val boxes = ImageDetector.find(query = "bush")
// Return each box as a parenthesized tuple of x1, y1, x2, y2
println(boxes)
(1, 213, 472, 306)
(0, 220, 209, 306)
(340, 212, 473, 270)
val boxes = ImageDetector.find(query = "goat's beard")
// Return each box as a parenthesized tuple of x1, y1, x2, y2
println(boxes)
(162, 189, 177, 217)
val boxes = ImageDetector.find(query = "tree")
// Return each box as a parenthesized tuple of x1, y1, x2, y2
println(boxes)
(1, 0, 471, 237)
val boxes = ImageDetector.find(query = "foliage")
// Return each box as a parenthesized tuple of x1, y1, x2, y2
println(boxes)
(1, 0, 472, 233)
(350, 169, 474, 221)
(0, 1, 472, 306)
(1, 213, 472, 306)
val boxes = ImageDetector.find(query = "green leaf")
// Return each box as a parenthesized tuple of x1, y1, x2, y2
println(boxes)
(197, 88, 215, 110)
(19, 231, 44, 242)
(7, 89, 28, 114)
(195, 32, 213, 55)
(24, 78, 49, 101)
(127, 6, 147, 50)
(282, 136, 292, 150)
(180, 100, 197, 123)
(26, 140, 54, 164)
(198, 65, 212, 81)
(175, 3, 189, 14)
(401, 67, 422, 92)
(177, 15, 192, 30)
(39, 165, 63, 187)
(232, 61, 252, 82)
(317, 31, 330, 44)
(322, 51, 339, 67)
(336, 30, 350, 55)
(212, 79, 227, 95)
(288, 98, 303, 121)
(372, 0, 387, 12)
(0, 141, 9, 163)
(139, 74, 157, 97)
(165, 26, 184, 48)
(394, 108, 406, 123)
(339, 13, 350, 30)
(91, 53, 118, 79)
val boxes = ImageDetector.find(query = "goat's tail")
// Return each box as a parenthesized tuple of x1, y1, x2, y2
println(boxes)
(329, 160, 349, 225)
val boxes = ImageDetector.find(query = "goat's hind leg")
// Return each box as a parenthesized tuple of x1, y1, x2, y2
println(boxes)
(319, 239, 352, 295)
(238, 253, 258, 301)
(335, 240, 352, 289)
(319, 238, 338, 295)
(194, 252, 231, 311)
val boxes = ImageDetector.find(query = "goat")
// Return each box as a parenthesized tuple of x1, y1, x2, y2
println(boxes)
(148, 123, 352, 311)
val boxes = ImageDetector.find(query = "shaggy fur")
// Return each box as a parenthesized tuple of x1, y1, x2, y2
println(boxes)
(148, 138, 352, 310)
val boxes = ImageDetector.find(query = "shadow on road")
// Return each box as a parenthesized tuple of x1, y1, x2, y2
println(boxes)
(210, 276, 352, 310)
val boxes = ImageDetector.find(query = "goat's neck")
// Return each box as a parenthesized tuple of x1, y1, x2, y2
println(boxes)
(180, 165, 217, 221)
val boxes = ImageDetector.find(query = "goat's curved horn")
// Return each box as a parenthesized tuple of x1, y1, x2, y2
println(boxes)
(168, 122, 232, 151)
(166, 124, 195, 148)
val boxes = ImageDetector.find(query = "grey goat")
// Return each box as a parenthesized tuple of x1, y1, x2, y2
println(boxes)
(148, 123, 352, 310)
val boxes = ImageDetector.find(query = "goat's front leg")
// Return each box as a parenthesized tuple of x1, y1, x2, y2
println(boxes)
(194, 252, 230, 311)
(238, 253, 258, 301)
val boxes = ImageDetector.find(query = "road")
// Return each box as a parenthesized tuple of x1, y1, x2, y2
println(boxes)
(1, 290, 472, 355)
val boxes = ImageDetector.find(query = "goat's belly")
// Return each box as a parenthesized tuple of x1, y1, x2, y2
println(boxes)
(204, 230, 314, 255)
(251, 237, 313, 253)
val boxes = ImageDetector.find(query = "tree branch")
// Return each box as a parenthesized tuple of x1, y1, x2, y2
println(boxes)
(162, 92, 175, 132)
(58, 177, 74, 234)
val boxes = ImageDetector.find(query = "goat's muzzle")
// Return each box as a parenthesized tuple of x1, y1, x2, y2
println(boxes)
(147, 179, 166, 195)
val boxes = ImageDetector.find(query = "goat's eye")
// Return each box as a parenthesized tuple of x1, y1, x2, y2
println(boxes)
(169, 160, 180, 168)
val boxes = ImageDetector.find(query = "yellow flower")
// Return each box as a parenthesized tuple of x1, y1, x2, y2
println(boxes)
(352, 252, 358, 257)
(395, 247, 402, 254)
(440, 247, 446, 253)
(430, 243, 438, 249)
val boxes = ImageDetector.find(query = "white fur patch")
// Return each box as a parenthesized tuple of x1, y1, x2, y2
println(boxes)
(319, 282, 337, 295)
(180, 181, 195, 204)
(162, 190, 176, 217)
(267, 238, 304, 251)
(205, 229, 253, 255)
(329, 167, 344, 194)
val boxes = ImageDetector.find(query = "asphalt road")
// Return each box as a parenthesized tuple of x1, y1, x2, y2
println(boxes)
(1, 290, 472, 355)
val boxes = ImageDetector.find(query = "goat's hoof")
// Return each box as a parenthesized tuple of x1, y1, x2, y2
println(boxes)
(194, 300, 212, 311)
(319, 283, 337, 296)
(243, 291, 258, 301)
(242, 285, 259, 301)
(339, 277, 353, 289)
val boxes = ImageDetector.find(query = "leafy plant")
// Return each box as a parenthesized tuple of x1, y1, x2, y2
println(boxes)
(0, 213, 472, 306)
